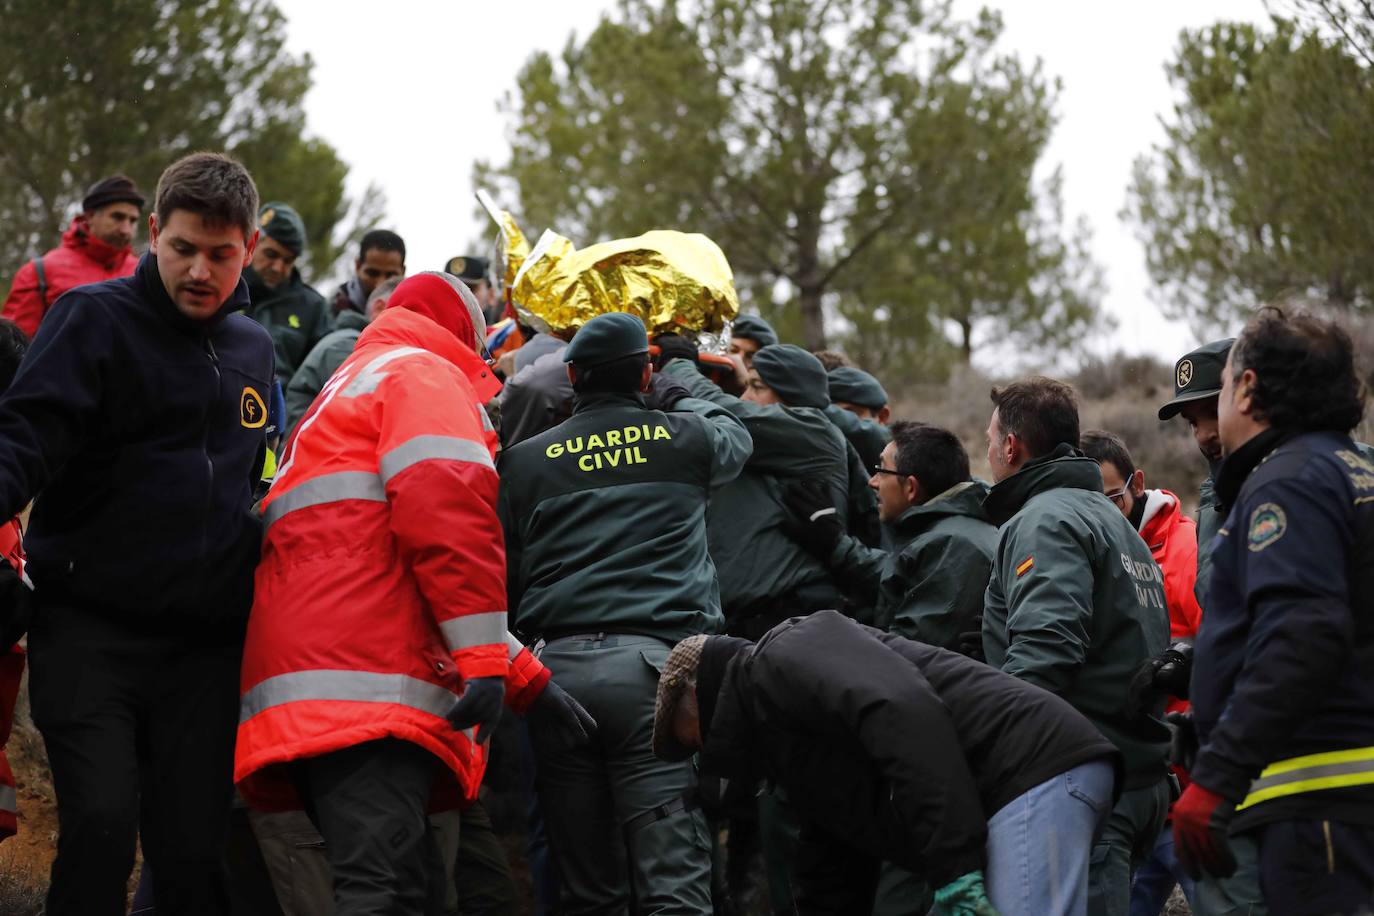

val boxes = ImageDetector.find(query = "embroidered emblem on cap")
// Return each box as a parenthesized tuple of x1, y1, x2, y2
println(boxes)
(259, 208, 275, 227)
(1177, 359, 1194, 390)
(1247, 502, 1287, 552)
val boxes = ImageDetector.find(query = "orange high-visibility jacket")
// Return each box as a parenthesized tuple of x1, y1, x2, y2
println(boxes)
(235, 307, 547, 811)
(0, 517, 27, 842)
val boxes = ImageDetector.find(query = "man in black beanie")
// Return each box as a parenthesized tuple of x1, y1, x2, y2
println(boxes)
(3, 175, 145, 338)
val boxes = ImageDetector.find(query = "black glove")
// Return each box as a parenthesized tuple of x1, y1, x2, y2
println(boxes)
(1154, 641, 1193, 699)
(645, 372, 693, 411)
(956, 615, 985, 662)
(780, 479, 844, 558)
(525, 678, 597, 751)
(1167, 710, 1198, 772)
(652, 333, 699, 368)
(0, 559, 32, 653)
(1127, 640, 1194, 719)
(446, 676, 505, 743)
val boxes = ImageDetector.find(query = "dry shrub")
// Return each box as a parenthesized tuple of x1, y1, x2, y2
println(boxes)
(888, 360, 1207, 505)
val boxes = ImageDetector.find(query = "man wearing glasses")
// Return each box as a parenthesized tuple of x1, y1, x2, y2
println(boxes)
(781, 420, 997, 653)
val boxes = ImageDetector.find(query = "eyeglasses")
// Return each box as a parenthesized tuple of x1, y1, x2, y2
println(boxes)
(871, 465, 904, 477)
(1103, 487, 1128, 508)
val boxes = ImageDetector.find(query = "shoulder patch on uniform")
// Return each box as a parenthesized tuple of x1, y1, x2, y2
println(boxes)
(1247, 502, 1287, 552)
(241, 387, 267, 429)
(1015, 556, 1034, 577)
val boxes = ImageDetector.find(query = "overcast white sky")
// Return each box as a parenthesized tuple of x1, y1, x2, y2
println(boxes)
(275, 0, 1269, 364)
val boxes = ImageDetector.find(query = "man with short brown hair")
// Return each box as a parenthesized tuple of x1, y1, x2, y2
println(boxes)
(982, 377, 1172, 916)
(0, 151, 274, 915)
(2, 174, 145, 337)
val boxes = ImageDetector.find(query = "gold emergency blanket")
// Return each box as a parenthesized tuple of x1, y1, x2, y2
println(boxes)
(508, 228, 740, 336)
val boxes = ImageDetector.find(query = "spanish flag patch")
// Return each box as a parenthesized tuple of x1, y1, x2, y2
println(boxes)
(1015, 556, 1034, 578)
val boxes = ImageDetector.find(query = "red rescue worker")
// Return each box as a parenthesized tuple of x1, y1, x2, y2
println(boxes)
(236, 272, 593, 915)
(2, 176, 144, 338)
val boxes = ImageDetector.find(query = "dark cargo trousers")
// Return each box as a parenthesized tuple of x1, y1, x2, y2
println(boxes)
(532, 634, 713, 915)
(295, 738, 446, 916)
(28, 600, 243, 916)
(1088, 778, 1171, 916)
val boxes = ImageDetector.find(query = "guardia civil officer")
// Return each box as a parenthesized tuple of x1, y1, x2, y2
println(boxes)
(500, 313, 752, 914)
(1174, 308, 1374, 914)
(981, 377, 1171, 916)
(825, 366, 891, 470)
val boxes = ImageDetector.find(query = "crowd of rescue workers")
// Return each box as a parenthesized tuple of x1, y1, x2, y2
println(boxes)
(0, 155, 1369, 916)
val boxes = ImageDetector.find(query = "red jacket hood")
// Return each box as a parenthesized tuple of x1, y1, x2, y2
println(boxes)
(62, 217, 134, 271)
(356, 307, 503, 403)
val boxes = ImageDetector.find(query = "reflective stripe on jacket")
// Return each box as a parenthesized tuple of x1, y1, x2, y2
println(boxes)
(236, 307, 543, 811)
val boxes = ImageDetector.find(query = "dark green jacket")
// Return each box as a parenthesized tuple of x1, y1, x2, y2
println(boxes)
(665, 359, 850, 618)
(824, 404, 891, 470)
(284, 309, 367, 429)
(1194, 472, 1224, 608)
(500, 391, 751, 642)
(982, 446, 1171, 784)
(244, 267, 332, 383)
(829, 481, 997, 650)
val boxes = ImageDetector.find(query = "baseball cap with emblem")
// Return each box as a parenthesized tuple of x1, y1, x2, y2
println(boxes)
(562, 312, 649, 368)
(652, 635, 708, 762)
(444, 255, 490, 285)
(1158, 338, 1235, 421)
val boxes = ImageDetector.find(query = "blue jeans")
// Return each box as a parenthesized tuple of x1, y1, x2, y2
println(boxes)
(986, 758, 1115, 916)
(1129, 826, 1195, 916)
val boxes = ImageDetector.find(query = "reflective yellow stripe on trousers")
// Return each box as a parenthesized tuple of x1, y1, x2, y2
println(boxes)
(1237, 745, 1374, 811)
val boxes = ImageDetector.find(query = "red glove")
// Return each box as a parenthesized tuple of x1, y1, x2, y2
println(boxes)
(1172, 783, 1238, 879)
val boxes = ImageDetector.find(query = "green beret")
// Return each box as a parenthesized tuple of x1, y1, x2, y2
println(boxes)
(563, 312, 650, 367)
(828, 366, 888, 410)
(753, 345, 829, 409)
(732, 314, 779, 348)
(257, 201, 307, 255)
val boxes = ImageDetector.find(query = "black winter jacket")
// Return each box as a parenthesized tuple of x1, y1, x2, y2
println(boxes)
(0, 254, 275, 626)
(699, 610, 1119, 888)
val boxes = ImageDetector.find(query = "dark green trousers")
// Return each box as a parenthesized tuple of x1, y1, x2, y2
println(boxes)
(533, 634, 713, 915)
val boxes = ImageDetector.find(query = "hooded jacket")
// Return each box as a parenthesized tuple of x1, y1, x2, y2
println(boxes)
(700, 610, 1119, 889)
(664, 359, 850, 623)
(244, 266, 333, 383)
(829, 481, 997, 649)
(237, 296, 547, 811)
(1138, 490, 1202, 645)
(0, 254, 274, 626)
(2, 217, 139, 338)
(284, 309, 369, 430)
(982, 446, 1171, 785)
